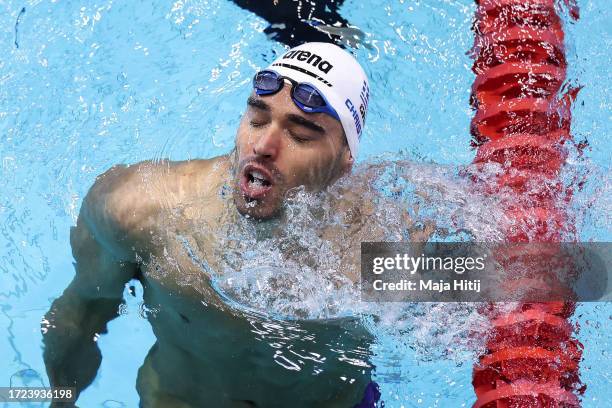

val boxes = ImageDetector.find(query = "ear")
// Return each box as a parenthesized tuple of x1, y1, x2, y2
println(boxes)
(340, 145, 354, 176)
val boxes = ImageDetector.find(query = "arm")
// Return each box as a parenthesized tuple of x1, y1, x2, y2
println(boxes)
(42, 165, 141, 404)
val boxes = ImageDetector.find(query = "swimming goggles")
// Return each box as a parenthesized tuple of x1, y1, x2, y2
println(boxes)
(252, 70, 340, 121)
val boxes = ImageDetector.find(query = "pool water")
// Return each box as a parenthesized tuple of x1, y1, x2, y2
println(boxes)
(1, 0, 610, 407)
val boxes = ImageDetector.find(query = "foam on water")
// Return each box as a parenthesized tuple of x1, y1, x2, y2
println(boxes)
(168, 158, 511, 368)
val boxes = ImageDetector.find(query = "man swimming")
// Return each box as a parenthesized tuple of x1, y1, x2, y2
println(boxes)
(42, 42, 395, 408)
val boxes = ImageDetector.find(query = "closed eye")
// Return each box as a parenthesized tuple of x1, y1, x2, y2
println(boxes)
(249, 120, 267, 128)
(288, 130, 313, 143)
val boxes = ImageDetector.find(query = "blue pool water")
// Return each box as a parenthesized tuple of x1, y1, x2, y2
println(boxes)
(1, 0, 610, 407)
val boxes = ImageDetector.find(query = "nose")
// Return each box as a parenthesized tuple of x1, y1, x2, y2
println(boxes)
(252, 123, 281, 159)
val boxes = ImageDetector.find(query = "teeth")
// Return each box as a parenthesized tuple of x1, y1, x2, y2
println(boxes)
(251, 170, 266, 181)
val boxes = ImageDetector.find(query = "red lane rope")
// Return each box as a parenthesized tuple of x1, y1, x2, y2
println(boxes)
(469, 0, 584, 406)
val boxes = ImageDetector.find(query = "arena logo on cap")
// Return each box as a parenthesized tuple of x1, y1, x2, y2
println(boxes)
(282, 50, 333, 74)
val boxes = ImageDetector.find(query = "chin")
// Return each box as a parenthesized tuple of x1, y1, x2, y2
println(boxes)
(233, 193, 282, 221)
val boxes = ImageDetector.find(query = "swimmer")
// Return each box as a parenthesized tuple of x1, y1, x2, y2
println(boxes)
(42, 43, 420, 408)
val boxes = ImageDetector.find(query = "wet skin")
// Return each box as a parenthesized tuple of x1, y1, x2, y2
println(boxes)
(41, 87, 388, 407)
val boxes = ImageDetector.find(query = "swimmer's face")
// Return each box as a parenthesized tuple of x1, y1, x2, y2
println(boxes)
(233, 85, 352, 220)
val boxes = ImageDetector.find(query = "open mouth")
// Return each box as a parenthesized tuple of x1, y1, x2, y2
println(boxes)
(240, 164, 274, 200)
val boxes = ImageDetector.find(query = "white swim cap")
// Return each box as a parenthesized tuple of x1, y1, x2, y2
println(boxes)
(265, 42, 370, 158)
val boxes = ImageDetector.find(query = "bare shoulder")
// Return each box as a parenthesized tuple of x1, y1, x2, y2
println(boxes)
(83, 156, 230, 260)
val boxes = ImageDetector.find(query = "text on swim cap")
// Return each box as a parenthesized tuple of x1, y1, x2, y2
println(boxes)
(345, 99, 362, 136)
(282, 50, 333, 74)
(359, 81, 369, 125)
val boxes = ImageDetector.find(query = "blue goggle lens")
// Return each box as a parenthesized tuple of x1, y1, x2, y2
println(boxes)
(293, 83, 326, 108)
(253, 71, 282, 93)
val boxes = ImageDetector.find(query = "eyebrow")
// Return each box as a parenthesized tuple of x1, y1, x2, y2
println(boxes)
(286, 114, 325, 134)
(247, 96, 270, 112)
